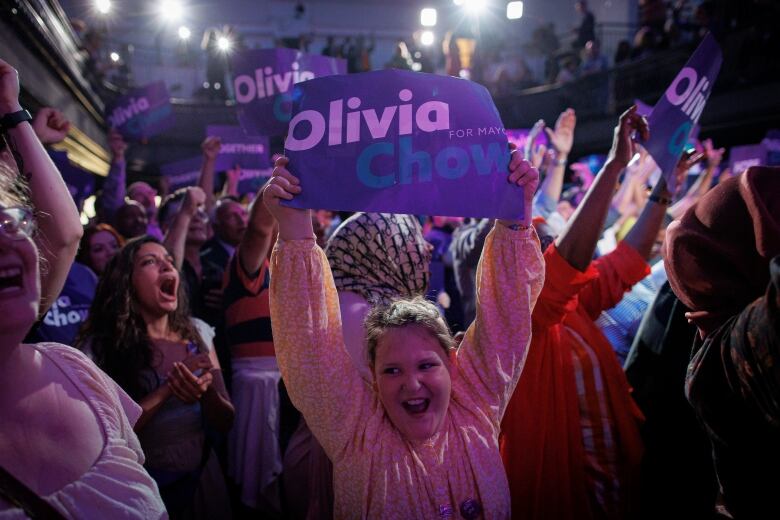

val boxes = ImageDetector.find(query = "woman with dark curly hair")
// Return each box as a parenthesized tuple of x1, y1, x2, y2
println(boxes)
(76, 235, 234, 519)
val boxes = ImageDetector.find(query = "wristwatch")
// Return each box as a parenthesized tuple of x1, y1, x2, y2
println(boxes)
(0, 109, 32, 133)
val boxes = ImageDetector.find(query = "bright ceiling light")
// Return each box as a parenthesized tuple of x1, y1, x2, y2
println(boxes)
(217, 36, 231, 51)
(421, 31, 435, 46)
(95, 0, 111, 15)
(159, 0, 184, 22)
(507, 1, 523, 19)
(420, 8, 437, 27)
(462, 0, 487, 14)
(178, 25, 191, 40)
(110, 51, 120, 62)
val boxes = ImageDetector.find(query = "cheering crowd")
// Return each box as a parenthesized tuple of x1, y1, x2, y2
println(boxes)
(1, 36, 779, 520)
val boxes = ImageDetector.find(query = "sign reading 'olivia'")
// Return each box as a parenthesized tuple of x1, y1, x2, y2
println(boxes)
(207, 125, 271, 194)
(106, 81, 175, 141)
(231, 48, 346, 137)
(283, 70, 523, 219)
(643, 33, 722, 191)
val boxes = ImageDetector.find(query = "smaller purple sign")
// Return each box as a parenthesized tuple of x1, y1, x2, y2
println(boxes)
(207, 125, 271, 194)
(50, 150, 95, 211)
(729, 144, 766, 174)
(283, 70, 524, 220)
(763, 130, 780, 166)
(643, 33, 722, 192)
(231, 48, 346, 137)
(160, 156, 206, 193)
(106, 81, 175, 141)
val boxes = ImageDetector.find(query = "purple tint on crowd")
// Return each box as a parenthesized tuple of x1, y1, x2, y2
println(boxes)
(283, 69, 524, 220)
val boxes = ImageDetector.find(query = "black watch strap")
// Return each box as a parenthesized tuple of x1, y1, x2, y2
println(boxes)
(0, 109, 33, 133)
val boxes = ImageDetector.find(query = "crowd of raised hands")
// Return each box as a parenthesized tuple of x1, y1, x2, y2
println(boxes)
(2, 52, 778, 520)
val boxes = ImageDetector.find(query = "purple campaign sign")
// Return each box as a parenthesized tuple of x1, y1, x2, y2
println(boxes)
(106, 81, 175, 141)
(729, 144, 766, 174)
(50, 150, 95, 210)
(634, 99, 653, 117)
(231, 48, 346, 137)
(643, 33, 722, 191)
(635, 99, 700, 144)
(161, 156, 206, 193)
(283, 70, 523, 220)
(207, 125, 271, 194)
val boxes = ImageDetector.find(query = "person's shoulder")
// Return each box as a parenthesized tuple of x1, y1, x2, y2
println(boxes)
(26, 342, 106, 387)
(28, 341, 91, 363)
(70, 261, 99, 284)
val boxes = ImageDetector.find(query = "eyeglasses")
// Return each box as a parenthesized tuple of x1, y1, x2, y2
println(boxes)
(0, 207, 36, 240)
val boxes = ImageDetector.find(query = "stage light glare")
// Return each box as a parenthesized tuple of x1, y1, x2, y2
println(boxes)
(160, 0, 183, 22)
(421, 30, 435, 46)
(95, 0, 111, 15)
(453, 0, 464, 5)
(463, 0, 487, 14)
(178, 25, 191, 40)
(507, 1, 523, 19)
(420, 8, 437, 27)
(110, 51, 120, 62)
(217, 36, 231, 51)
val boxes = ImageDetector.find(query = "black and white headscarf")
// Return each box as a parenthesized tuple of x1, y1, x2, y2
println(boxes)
(325, 213, 431, 306)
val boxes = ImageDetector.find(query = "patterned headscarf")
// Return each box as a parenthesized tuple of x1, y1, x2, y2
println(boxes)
(325, 213, 431, 305)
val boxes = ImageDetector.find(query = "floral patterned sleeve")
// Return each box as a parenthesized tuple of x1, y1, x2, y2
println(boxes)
(455, 224, 545, 425)
(269, 238, 371, 459)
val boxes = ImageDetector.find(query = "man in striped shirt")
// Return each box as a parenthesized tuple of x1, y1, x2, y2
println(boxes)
(221, 192, 283, 513)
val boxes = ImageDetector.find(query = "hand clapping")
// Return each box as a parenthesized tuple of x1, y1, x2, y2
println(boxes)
(167, 353, 213, 403)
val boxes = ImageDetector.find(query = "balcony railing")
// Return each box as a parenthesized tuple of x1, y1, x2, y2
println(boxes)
(3, 0, 106, 121)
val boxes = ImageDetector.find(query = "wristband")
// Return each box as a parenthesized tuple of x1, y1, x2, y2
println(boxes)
(0, 109, 32, 133)
(555, 156, 567, 166)
(648, 193, 672, 205)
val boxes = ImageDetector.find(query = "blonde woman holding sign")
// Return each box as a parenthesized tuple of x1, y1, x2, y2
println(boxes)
(263, 151, 543, 518)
